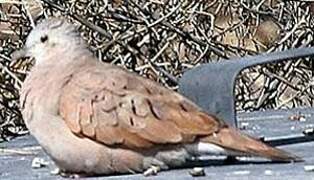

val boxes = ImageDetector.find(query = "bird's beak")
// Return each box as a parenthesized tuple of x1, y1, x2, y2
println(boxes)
(11, 47, 31, 62)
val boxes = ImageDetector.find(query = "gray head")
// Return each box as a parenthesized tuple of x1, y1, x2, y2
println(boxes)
(13, 18, 83, 65)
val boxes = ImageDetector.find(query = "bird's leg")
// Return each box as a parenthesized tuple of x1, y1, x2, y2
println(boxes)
(224, 156, 238, 164)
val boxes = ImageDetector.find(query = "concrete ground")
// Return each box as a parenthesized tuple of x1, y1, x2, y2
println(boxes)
(1, 108, 314, 179)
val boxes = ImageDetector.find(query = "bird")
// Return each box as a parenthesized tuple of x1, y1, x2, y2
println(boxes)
(15, 17, 301, 176)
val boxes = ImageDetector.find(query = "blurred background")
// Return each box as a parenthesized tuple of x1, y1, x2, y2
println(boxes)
(0, 0, 313, 140)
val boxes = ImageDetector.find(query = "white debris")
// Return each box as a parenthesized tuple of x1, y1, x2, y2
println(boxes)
(299, 116, 306, 122)
(303, 128, 314, 135)
(232, 170, 250, 175)
(264, 169, 273, 175)
(240, 122, 249, 130)
(304, 165, 314, 172)
(31, 157, 49, 169)
(189, 167, 205, 177)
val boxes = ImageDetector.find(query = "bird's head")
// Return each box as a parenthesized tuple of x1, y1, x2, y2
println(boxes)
(12, 18, 82, 65)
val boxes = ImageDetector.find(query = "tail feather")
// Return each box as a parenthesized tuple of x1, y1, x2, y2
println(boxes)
(200, 127, 302, 162)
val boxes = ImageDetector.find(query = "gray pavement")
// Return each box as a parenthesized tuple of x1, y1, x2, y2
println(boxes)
(1, 108, 314, 179)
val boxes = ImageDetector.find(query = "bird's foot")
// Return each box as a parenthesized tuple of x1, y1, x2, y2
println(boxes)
(143, 165, 161, 176)
(50, 168, 83, 178)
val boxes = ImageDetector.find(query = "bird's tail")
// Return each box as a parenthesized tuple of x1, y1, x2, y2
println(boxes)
(197, 127, 302, 162)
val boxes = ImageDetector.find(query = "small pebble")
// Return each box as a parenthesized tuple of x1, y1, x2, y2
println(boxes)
(189, 167, 205, 177)
(143, 166, 160, 176)
(299, 116, 306, 122)
(304, 165, 314, 172)
(303, 128, 314, 135)
(264, 170, 273, 175)
(31, 157, 49, 169)
(240, 122, 249, 130)
(289, 113, 306, 121)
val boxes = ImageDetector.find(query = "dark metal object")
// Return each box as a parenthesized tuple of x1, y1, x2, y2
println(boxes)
(179, 47, 314, 127)
(263, 133, 314, 146)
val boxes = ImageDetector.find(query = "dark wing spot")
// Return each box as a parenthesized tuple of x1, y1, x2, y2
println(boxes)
(146, 100, 162, 120)
(131, 99, 136, 114)
(179, 102, 188, 112)
(144, 87, 152, 94)
(129, 117, 134, 126)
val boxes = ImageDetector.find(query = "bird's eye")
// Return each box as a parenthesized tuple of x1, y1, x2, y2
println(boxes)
(40, 35, 48, 43)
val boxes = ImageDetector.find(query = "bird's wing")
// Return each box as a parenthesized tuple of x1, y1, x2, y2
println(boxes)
(59, 64, 226, 149)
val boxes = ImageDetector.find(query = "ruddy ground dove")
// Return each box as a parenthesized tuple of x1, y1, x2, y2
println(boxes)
(16, 18, 301, 176)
